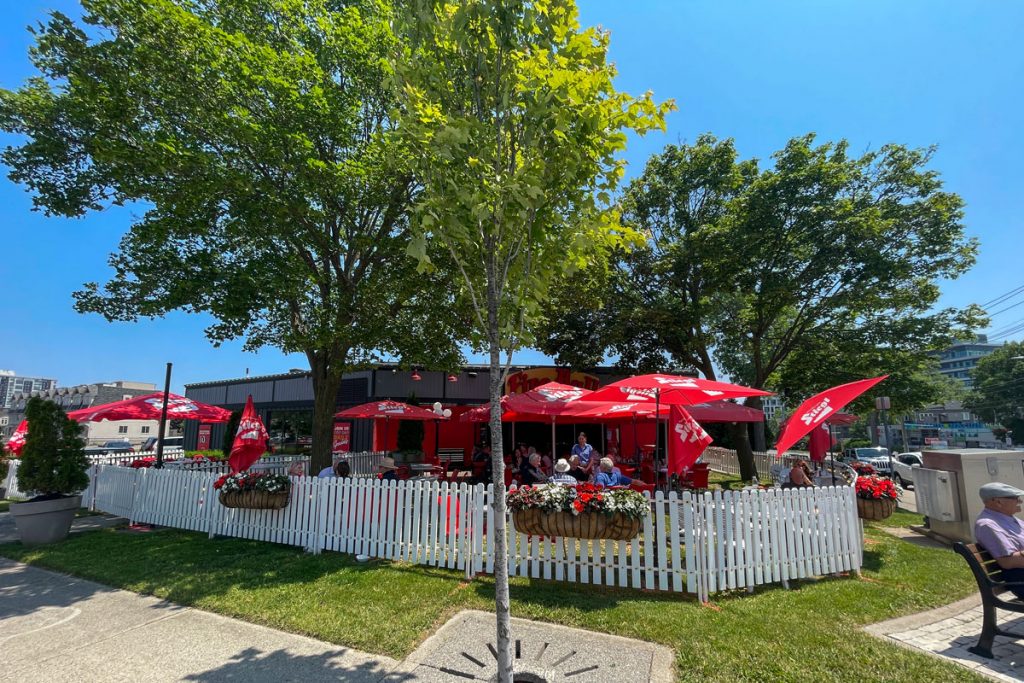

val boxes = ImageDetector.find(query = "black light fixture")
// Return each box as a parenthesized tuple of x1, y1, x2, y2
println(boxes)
(467, 371, 478, 378)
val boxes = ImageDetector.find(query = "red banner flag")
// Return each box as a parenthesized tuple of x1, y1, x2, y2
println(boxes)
(774, 375, 888, 457)
(667, 404, 713, 476)
(228, 395, 269, 473)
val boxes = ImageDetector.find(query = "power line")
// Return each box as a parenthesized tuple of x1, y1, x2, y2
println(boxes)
(982, 284, 1024, 310)
(990, 321, 1024, 341)
(989, 316, 1024, 337)
(988, 298, 1024, 318)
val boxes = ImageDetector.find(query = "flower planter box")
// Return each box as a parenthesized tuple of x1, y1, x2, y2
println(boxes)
(513, 508, 641, 540)
(218, 490, 289, 510)
(856, 496, 896, 521)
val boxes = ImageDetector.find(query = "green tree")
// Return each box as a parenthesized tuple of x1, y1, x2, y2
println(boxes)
(539, 134, 983, 480)
(18, 398, 89, 498)
(0, 0, 462, 474)
(965, 341, 1024, 425)
(396, 2, 671, 679)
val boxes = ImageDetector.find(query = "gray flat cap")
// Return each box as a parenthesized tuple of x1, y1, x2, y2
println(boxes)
(980, 482, 1024, 500)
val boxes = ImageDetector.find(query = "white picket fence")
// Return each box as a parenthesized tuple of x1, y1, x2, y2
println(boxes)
(332, 451, 389, 478)
(28, 463, 862, 601)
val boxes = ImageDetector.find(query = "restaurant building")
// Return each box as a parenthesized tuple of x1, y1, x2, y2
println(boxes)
(184, 365, 628, 461)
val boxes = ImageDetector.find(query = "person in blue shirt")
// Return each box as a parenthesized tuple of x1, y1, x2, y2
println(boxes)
(571, 432, 594, 469)
(594, 457, 632, 488)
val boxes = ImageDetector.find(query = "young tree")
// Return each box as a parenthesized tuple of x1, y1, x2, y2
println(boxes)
(965, 341, 1024, 425)
(0, 0, 462, 473)
(539, 134, 983, 480)
(396, 2, 671, 679)
(18, 398, 89, 498)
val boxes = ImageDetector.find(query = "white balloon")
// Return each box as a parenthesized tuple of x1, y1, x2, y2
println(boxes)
(433, 401, 442, 412)
(442, 409, 452, 418)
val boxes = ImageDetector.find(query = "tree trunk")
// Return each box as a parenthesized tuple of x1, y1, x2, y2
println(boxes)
(730, 422, 758, 482)
(747, 395, 767, 452)
(309, 353, 344, 474)
(483, 239, 513, 682)
(488, 339, 514, 681)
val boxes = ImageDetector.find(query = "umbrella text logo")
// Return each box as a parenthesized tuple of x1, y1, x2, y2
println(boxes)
(799, 398, 833, 426)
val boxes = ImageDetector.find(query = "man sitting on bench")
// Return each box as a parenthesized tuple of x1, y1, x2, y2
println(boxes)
(975, 482, 1024, 600)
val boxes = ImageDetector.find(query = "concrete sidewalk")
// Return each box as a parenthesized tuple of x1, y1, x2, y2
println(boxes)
(0, 558, 402, 682)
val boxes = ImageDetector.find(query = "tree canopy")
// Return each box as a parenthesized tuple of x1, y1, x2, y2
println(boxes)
(965, 341, 1024, 427)
(539, 133, 983, 477)
(0, 0, 463, 470)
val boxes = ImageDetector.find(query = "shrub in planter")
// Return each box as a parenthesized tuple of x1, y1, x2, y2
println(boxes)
(855, 474, 900, 521)
(213, 471, 290, 509)
(506, 483, 649, 540)
(10, 398, 90, 545)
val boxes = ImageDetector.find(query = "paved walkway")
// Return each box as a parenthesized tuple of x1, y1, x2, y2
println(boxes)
(0, 557, 402, 682)
(0, 546, 673, 682)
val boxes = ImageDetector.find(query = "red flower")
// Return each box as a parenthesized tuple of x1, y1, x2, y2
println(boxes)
(213, 474, 229, 490)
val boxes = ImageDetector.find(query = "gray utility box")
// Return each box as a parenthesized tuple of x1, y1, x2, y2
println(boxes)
(919, 449, 1024, 544)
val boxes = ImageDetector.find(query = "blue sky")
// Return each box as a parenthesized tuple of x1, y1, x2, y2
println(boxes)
(1, 1, 1022, 392)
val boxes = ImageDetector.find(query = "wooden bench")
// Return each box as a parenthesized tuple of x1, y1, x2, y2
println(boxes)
(953, 542, 1024, 658)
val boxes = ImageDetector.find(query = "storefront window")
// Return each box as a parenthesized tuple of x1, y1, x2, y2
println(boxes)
(268, 410, 313, 454)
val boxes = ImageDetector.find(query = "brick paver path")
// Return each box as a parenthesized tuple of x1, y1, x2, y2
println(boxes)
(867, 595, 1024, 681)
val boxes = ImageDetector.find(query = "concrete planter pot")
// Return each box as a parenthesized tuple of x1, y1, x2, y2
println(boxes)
(10, 495, 81, 546)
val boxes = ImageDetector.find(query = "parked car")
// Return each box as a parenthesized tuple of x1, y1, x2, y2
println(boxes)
(842, 446, 893, 474)
(891, 452, 923, 488)
(140, 436, 184, 452)
(99, 440, 135, 454)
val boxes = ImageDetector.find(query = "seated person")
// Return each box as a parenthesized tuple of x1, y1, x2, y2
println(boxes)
(594, 457, 632, 488)
(782, 459, 814, 489)
(288, 461, 307, 477)
(379, 456, 398, 481)
(567, 455, 590, 482)
(317, 459, 349, 478)
(548, 458, 578, 485)
(975, 482, 1024, 599)
(519, 452, 547, 486)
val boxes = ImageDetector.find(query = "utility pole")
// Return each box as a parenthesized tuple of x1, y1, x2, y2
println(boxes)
(876, 396, 893, 474)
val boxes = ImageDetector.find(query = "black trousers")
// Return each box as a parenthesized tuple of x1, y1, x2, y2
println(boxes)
(1002, 566, 1024, 600)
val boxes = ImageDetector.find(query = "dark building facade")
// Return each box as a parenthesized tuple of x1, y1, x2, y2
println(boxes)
(184, 365, 623, 459)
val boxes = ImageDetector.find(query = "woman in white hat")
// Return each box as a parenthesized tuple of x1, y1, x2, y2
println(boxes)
(548, 458, 578, 485)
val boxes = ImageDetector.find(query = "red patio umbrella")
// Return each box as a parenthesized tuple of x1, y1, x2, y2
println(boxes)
(69, 392, 233, 423)
(774, 376, 887, 457)
(584, 375, 772, 484)
(5, 420, 27, 456)
(334, 400, 447, 452)
(459, 382, 593, 456)
(584, 374, 773, 405)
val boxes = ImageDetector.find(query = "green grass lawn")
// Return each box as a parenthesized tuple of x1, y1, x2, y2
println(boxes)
(0, 514, 983, 682)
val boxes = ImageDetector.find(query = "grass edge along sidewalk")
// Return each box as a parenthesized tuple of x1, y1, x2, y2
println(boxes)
(0, 509, 984, 682)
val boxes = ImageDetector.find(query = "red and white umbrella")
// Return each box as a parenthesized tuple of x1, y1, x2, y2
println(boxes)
(5, 420, 27, 456)
(228, 395, 270, 473)
(70, 392, 233, 423)
(774, 376, 888, 457)
(585, 374, 773, 405)
(334, 400, 447, 452)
